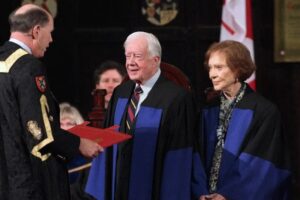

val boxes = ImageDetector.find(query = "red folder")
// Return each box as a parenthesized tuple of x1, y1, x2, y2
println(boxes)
(68, 122, 131, 148)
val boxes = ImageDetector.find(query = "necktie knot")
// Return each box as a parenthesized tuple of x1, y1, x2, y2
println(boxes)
(134, 85, 143, 95)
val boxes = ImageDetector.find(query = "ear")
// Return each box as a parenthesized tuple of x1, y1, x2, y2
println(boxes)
(233, 69, 240, 81)
(32, 25, 41, 39)
(153, 56, 160, 65)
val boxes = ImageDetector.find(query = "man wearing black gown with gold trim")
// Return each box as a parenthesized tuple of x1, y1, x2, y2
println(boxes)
(0, 4, 102, 200)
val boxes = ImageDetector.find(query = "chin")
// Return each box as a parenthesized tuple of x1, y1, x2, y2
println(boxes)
(37, 52, 45, 58)
(105, 97, 109, 102)
(213, 85, 222, 91)
(128, 75, 139, 81)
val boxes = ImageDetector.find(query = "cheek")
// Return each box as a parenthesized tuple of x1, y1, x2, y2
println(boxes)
(39, 36, 45, 46)
(97, 83, 106, 90)
(209, 69, 218, 78)
(140, 62, 150, 72)
(112, 82, 120, 88)
(125, 58, 134, 66)
(224, 72, 236, 82)
(44, 33, 51, 42)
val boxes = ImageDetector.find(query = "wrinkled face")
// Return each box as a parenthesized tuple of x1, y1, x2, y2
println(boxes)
(32, 17, 53, 58)
(125, 37, 159, 83)
(60, 118, 76, 130)
(208, 51, 237, 93)
(95, 69, 123, 105)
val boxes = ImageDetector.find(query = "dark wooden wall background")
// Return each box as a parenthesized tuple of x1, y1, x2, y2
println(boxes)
(1, 0, 300, 198)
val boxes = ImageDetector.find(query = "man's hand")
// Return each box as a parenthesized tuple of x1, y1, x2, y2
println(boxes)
(79, 138, 103, 158)
(199, 193, 227, 200)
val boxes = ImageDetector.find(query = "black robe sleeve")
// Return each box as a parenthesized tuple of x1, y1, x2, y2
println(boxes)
(14, 56, 80, 160)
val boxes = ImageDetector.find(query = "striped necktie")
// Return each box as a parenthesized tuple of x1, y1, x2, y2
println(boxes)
(126, 84, 143, 132)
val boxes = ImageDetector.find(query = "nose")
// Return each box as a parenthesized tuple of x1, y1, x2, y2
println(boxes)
(127, 55, 134, 63)
(209, 68, 217, 80)
(127, 54, 136, 64)
(107, 81, 115, 88)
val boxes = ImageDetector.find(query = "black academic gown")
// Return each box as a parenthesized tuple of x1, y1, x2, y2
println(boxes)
(0, 42, 80, 200)
(199, 84, 291, 199)
(86, 75, 205, 200)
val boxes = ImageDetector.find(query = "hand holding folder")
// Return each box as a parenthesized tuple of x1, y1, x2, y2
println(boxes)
(68, 122, 132, 148)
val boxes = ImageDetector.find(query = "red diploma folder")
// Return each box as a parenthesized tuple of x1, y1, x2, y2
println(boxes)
(68, 122, 132, 148)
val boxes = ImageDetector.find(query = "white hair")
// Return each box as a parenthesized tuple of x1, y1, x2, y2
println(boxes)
(123, 31, 162, 59)
(59, 102, 84, 125)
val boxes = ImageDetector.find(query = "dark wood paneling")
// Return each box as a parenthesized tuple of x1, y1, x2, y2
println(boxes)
(253, 1, 300, 198)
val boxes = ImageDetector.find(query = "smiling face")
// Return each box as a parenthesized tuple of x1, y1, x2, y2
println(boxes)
(124, 36, 159, 84)
(208, 51, 241, 97)
(96, 69, 123, 105)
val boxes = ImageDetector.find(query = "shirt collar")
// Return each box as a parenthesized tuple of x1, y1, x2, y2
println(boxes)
(9, 38, 32, 54)
(137, 68, 161, 93)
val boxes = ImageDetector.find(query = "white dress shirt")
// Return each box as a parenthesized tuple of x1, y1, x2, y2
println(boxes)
(135, 68, 161, 114)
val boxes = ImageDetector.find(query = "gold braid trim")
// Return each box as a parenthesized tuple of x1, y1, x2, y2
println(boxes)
(68, 163, 92, 173)
(0, 48, 28, 73)
(31, 95, 54, 161)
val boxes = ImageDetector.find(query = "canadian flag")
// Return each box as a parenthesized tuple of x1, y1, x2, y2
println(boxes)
(220, 0, 256, 90)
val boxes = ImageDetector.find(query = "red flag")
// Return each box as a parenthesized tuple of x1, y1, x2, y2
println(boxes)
(220, 0, 256, 90)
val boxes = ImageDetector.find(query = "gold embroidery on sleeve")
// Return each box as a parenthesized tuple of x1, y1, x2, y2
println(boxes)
(27, 120, 42, 140)
(31, 95, 54, 161)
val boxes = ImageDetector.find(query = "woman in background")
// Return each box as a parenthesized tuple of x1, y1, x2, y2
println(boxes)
(93, 60, 126, 109)
(60, 102, 84, 130)
(60, 102, 95, 200)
